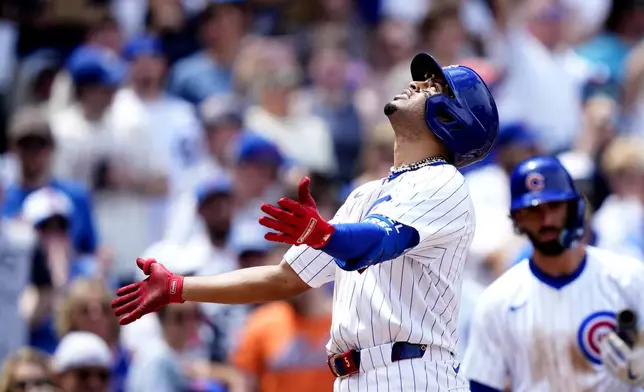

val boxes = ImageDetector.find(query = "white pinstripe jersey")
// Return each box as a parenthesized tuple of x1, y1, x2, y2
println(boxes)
(285, 164, 475, 360)
(462, 246, 644, 392)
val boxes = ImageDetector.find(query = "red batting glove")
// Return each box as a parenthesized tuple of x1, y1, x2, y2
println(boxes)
(110, 258, 184, 325)
(259, 177, 335, 248)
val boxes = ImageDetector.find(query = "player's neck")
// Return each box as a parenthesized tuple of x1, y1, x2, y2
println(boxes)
(393, 137, 446, 167)
(531, 246, 585, 276)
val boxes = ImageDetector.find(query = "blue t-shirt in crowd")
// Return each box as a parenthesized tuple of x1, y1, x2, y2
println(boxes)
(2, 179, 98, 254)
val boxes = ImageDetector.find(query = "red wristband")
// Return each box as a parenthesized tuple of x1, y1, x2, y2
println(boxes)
(168, 275, 185, 303)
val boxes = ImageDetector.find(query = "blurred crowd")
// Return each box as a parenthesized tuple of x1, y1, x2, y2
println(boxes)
(0, 0, 643, 391)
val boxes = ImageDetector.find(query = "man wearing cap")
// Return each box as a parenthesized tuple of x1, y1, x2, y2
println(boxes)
(115, 34, 204, 197)
(53, 331, 113, 392)
(3, 105, 98, 256)
(49, 45, 127, 188)
(22, 187, 99, 285)
(168, 0, 248, 104)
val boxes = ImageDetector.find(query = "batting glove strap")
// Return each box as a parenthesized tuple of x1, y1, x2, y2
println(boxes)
(600, 332, 644, 386)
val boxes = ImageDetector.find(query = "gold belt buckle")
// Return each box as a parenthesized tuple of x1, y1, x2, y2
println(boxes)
(328, 354, 353, 379)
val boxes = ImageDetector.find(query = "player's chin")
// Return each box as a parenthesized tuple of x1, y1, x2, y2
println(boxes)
(384, 100, 400, 116)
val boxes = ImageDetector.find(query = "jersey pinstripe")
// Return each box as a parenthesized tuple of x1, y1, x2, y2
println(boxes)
(284, 164, 474, 390)
(462, 246, 644, 392)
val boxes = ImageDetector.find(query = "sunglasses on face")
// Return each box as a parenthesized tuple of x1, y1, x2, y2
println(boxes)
(71, 368, 110, 383)
(77, 301, 111, 316)
(16, 136, 52, 151)
(10, 378, 53, 391)
(167, 310, 200, 325)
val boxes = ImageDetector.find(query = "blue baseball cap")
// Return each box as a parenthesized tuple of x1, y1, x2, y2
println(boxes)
(234, 132, 284, 167)
(496, 122, 538, 149)
(122, 35, 164, 61)
(67, 45, 127, 86)
(195, 174, 232, 205)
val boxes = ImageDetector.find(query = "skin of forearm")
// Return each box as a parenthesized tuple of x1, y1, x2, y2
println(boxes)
(181, 260, 310, 304)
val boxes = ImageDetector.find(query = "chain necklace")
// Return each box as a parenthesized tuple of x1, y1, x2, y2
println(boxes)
(388, 156, 447, 177)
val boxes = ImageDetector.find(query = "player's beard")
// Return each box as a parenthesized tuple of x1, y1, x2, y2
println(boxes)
(526, 232, 566, 256)
(384, 102, 398, 116)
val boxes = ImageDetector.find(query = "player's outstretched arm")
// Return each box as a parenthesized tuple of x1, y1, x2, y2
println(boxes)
(111, 258, 309, 325)
(259, 177, 420, 272)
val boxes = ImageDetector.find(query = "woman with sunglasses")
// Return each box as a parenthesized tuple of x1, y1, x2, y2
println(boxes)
(0, 348, 57, 392)
(55, 279, 128, 392)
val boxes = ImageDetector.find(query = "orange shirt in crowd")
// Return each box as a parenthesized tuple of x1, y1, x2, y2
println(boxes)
(230, 301, 335, 392)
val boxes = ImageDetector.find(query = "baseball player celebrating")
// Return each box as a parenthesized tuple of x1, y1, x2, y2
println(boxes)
(462, 156, 644, 392)
(111, 53, 499, 391)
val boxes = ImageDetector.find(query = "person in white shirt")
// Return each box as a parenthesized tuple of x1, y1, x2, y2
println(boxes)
(240, 40, 337, 176)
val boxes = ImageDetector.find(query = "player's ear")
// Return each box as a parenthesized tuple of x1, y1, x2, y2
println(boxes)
(509, 213, 525, 235)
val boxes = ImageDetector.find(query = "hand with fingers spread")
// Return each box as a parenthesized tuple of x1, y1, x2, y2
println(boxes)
(111, 258, 184, 325)
(259, 176, 335, 248)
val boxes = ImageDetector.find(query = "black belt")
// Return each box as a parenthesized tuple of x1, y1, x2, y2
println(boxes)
(327, 342, 427, 378)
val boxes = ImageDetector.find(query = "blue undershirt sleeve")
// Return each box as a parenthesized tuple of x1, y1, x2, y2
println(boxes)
(321, 214, 420, 271)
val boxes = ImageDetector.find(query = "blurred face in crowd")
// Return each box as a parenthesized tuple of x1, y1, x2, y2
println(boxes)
(201, 4, 245, 50)
(57, 366, 110, 392)
(78, 85, 117, 115)
(87, 20, 123, 53)
(383, 76, 449, 136)
(527, 0, 568, 49)
(320, 0, 351, 19)
(233, 161, 278, 199)
(7, 360, 55, 392)
(159, 303, 201, 351)
(309, 46, 349, 91)
(423, 16, 465, 64)
(198, 193, 233, 239)
(130, 54, 167, 92)
(376, 19, 415, 66)
(68, 291, 113, 344)
(497, 144, 540, 174)
(15, 136, 53, 182)
(205, 119, 242, 163)
(35, 216, 70, 246)
(148, 0, 185, 31)
(608, 167, 644, 199)
(513, 201, 570, 255)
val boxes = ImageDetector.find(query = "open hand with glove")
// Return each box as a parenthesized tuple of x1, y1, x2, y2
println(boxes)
(111, 258, 184, 325)
(600, 331, 644, 386)
(259, 177, 335, 248)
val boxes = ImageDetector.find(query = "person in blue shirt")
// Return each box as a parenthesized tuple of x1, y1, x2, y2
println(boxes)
(2, 106, 98, 255)
(168, 0, 247, 105)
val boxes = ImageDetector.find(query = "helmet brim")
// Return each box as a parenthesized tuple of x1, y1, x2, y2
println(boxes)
(411, 53, 446, 83)
(510, 190, 578, 212)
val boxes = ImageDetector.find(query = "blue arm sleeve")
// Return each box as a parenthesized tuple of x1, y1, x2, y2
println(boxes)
(470, 381, 502, 392)
(321, 214, 420, 271)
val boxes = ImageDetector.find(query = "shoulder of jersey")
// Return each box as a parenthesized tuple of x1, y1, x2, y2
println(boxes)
(586, 245, 644, 286)
(478, 259, 532, 310)
(346, 179, 382, 199)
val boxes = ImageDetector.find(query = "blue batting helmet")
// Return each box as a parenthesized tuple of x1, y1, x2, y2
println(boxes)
(410, 53, 499, 168)
(510, 156, 586, 249)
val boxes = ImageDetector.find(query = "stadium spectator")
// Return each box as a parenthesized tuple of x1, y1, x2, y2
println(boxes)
(2, 105, 98, 255)
(56, 279, 129, 392)
(168, 0, 248, 105)
(230, 286, 334, 392)
(0, 348, 56, 392)
(240, 40, 337, 176)
(52, 332, 113, 392)
(126, 302, 244, 392)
